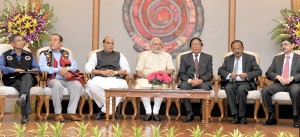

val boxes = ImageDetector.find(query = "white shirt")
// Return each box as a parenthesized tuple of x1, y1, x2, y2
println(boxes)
(85, 52, 130, 74)
(226, 56, 244, 81)
(282, 52, 294, 77)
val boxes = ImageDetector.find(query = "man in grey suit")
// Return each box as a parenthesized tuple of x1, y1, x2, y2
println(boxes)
(178, 37, 213, 122)
(262, 38, 300, 128)
(218, 40, 262, 124)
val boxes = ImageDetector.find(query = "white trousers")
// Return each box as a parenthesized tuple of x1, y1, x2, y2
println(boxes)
(48, 79, 82, 114)
(86, 76, 127, 114)
(136, 78, 165, 114)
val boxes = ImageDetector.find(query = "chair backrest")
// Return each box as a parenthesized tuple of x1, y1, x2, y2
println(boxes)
(87, 49, 103, 59)
(0, 44, 31, 54)
(175, 50, 192, 75)
(276, 50, 300, 55)
(223, 51, 260, 65)
(36, 46, 74, 63)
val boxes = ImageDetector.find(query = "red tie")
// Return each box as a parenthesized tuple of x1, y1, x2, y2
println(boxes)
(194, 54, 199, 78)
(283, 55, 290, 79)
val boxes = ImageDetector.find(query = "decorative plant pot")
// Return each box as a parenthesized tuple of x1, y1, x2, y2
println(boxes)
(153, 84, 163, 89)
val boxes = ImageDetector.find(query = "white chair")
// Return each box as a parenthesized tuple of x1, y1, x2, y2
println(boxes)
(175, 51, 216, 121)
(36, 46, 86, 120)
(262, 50, 300, 122)
(217, 51, 262, 123)
(0, 44, 44, 121)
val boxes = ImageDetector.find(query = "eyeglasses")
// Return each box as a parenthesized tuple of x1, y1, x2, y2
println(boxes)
(14, 39, 25, 43)
(281, 43, 291, 46)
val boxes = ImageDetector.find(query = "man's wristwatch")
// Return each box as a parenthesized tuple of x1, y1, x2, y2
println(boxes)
(66, 67, 70, 71)
(115, 71, 118, 75)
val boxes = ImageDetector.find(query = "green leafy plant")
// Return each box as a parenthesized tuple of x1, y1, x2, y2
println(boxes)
(73, 121, 90, 137)
(163, 126, 182, 137)
(151, 124, 162, 137)
(132, 125, 144, 137)
(90, 125, 105, 137)
(50, 121, 65, 137)
(247, 131, 265, 137)
(206, 127, 228, 137)
(111, 123, 127, 137)
(13, 102, 20, 113)
(31, 122, 50, 137)
(274, 131, 295, 137)
(9, 123, 29, 137)
(228, 129, 245, 137)
(187, 125, 205, 137)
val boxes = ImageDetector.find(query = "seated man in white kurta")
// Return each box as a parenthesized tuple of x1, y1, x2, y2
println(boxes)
(85, 36, 130, 120)
(135, 37, 174, 121)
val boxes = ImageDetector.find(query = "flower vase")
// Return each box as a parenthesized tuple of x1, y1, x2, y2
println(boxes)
(153, 84, 163, 89)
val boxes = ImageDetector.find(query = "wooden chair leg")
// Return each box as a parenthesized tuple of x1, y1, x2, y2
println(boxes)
(132, 97, 137, 120)
(78, 95, 86, 119)
(122, 97, 128, 120)
(36, 95, 44, 121)
(218, 98, 224, 122)
(166, 98, 172, 121)
(44, 95, 50, 120)
(275, 102, 279, 123)
(209, 98, 215, 122)
(87, 97, 93, 120)
(0, 96, 4, 122)
(137, 97, 140, 119)
(253, 99, 260, 123)
(262, 101, 268, 120)
(175, 98, 181, 121)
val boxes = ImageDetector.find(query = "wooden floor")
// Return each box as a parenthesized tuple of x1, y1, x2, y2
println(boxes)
(0, 113, 299, 137)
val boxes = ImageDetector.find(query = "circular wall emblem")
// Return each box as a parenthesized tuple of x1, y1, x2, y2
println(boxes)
(122, 0, 204, 57)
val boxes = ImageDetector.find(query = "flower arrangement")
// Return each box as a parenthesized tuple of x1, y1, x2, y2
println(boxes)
(0, 0, 56, 48)
(271, 8, 300, 49)
(147, 71, 172, 85)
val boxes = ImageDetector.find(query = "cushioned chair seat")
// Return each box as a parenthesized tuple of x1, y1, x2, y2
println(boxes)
(272, 92, 291, 103)
(0, 86, 43, 96)
(217, 89, 261, 99)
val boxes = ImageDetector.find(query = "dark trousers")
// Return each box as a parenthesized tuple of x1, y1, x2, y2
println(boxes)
(5, 74, 37, 115)
(180, 81, 211, 115)
(224, 81, 251, 117)
(262, 83, 300, 116)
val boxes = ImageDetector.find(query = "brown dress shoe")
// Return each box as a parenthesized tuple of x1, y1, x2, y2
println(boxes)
(68, 114, 81, 121)
(55, 114, 64, 122)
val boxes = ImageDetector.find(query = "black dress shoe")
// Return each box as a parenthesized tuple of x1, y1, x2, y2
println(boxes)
(153, 115, 161, 121)
(232, 115, 240, 124)
(240, 117, 247, 124)
(114, 112, 119, 119)
(263, 117, 277, 125)
(293, 121, 300, 128)
(144, 114, 152, 121)
(21, 115, 29, 124)
(16, 97, 25, 108)
(183, 112, 194, 122)
(94, 110, 105, 120)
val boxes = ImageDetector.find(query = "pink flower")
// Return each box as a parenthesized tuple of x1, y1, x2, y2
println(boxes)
(147, 71, 171, 85)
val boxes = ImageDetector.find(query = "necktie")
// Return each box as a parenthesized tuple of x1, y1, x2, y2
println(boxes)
(194, 54, 199, 78)
(283, 55, 290, 79)
(233, 57, 240, 73)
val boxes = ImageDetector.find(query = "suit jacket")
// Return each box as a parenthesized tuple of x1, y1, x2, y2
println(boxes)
(178, 52, 213, 89)
(266, 53, 300, 83)
(218, 53, 262, 90)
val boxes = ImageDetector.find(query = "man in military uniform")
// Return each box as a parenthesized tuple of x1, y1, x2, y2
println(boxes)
(0, 34, 39, 124)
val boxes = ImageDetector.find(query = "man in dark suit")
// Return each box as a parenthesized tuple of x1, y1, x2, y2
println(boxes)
(218, 40, 262, 124)
(262, 38, 300, 128)
(178, 37, 213, 122)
